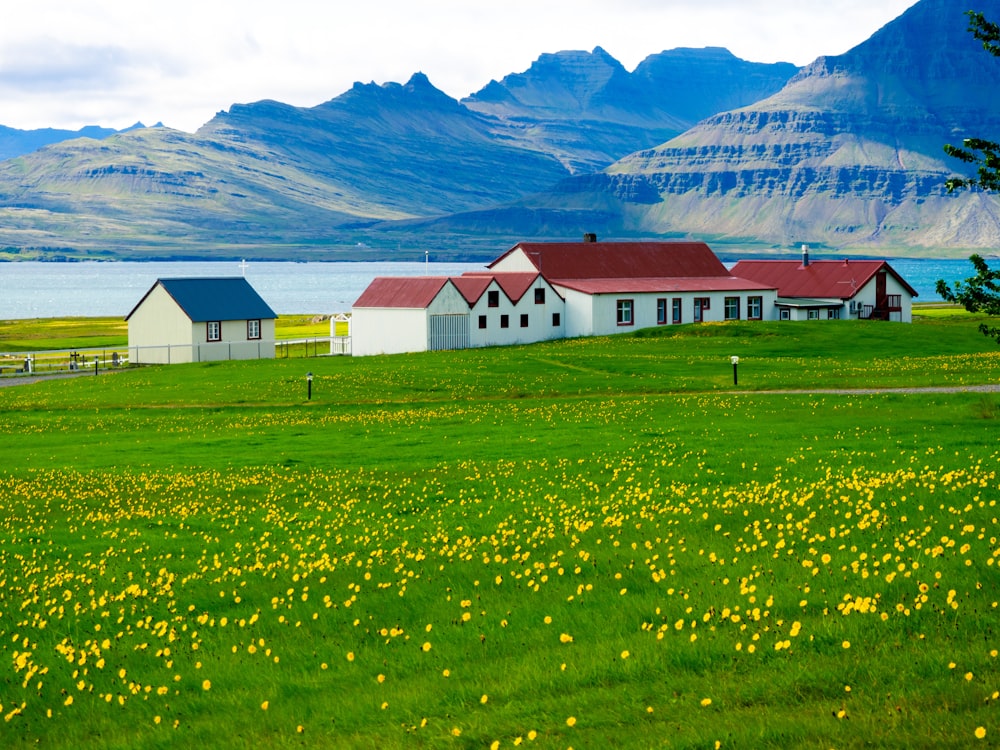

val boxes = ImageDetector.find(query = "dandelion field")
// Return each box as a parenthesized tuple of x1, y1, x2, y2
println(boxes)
(0, 317, 999, 748)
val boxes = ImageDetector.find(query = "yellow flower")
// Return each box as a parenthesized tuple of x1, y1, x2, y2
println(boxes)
(421, 642, 432, 652)
(377, 674, 386, 684)
(261, 701, 269, 711)
(975, 726, 987, 739)
(566, 716, 577, 727)
(700, 698, 712, 707)
(620, 650, 630, 660)
(560, 633, 574, 644)
(480, 694, 489, 704)
(451, 727, 462, 737)
(842, 640, 851, 649)
(202, 679, 211, 691)
(346, 651, 355, 662)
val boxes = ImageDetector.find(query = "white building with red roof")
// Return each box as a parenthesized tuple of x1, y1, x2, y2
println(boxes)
(490, 240, 776, 337)
(351, 239, 917, 356)
(352, 237, 779, 356)
(731, 247, 918, 322)
(351, 270, 564, 356)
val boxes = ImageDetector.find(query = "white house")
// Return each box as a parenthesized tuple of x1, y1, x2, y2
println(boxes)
(731, 248, 918, 322)
(126, 277, 277, 364)
(351, 272, 565, 357)
(350, 238, 919, 357)
(489, 240, 777, 336)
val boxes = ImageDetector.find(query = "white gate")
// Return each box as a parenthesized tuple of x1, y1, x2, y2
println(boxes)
(429, 314, 470, 351)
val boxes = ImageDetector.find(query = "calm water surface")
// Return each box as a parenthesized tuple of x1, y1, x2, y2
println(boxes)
(0, 257, 986, 319)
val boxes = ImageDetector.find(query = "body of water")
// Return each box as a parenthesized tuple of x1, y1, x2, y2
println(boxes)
(0, 256, 986, 319)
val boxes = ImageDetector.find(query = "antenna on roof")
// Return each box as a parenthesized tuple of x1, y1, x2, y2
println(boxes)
(425, 250, 429, 276)
(239, 258, 248, 277)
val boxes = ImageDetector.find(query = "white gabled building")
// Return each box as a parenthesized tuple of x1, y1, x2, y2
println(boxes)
(351, 272, 565, 357)
(489, 240, 777, 336)
(126, 277, 277, 364)
(350, 238, 919, 357)
(731, 248, 918, 322)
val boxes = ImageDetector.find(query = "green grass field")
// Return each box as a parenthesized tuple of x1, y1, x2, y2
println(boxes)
(0, 312, 998, 749)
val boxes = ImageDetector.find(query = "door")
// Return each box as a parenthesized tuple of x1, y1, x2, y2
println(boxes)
(429, 314, 470, 351)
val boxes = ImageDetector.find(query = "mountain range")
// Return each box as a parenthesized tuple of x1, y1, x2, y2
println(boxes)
(0, 0, 996, 261)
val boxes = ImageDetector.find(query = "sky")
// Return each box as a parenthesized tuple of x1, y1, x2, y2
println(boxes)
(0, 0, 921, 133)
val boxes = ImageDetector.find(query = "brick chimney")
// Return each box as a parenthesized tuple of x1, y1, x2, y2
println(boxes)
(583, 233, 597, 243)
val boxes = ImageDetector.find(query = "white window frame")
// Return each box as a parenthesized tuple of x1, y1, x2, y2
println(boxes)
(207, 321, 221, 342)
(616, 299, 634, 326)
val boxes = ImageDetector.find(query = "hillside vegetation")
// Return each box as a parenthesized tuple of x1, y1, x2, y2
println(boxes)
(0, 317, 998, 748)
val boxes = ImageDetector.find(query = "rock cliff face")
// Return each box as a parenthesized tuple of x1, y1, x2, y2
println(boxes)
(463, 47, 797, 172)
(0, 47, 798, 258)
(541, 0, 1000, 251)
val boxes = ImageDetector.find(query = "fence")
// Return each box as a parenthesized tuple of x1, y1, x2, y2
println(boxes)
(0, 346, 130, 377)
(1, 336, 349, 378)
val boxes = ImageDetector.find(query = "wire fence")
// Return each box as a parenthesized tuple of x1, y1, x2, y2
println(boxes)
(0, 337, 351, 378)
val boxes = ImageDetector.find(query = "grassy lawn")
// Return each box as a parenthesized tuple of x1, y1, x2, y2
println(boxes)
(0, 314, 331, 352)
(0, 313, 998, 749)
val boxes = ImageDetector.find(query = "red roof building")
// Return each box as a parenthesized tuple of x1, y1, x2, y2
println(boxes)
(350, 239, 917, 356)
(731, 252, 917, 322)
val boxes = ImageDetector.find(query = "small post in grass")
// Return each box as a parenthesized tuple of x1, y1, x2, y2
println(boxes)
(94, 355, 99, 376)
(730, 355, 739, 386)
(306, 371, 313, 401)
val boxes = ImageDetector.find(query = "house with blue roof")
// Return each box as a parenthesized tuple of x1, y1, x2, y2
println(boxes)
(126, 277, 277, 364)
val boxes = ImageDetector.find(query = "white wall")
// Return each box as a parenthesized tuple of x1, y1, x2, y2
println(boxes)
(352, 307, 428, 356)
(128, 285, 197, 364)
(561, 289, 779, 337)
(469, 278, 565, 347)
(490, 247, 537, 273)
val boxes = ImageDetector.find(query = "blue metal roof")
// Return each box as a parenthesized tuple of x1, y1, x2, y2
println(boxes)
(127, 277, 277, 322)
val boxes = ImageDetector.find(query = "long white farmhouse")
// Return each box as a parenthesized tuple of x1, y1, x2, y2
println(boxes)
(350, 238, 917, 357)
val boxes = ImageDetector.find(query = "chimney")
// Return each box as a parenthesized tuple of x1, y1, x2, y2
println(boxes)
(583, 233, 597, 243)
(801, 244, 809, 267)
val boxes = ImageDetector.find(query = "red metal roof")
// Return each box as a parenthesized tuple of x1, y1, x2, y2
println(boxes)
(554, 276, 775, 295)
(461, 272, 540, 303)
(352, 276, 451, 308)
(353, 273, 545, 308)
(491, 241, 730, 280)
(730, 260, 918, 300)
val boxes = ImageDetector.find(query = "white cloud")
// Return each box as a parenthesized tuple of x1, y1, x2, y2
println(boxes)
(0, 0, 921, 132)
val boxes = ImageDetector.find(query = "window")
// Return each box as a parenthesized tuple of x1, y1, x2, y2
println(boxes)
(552, 312, 561, 327)
(488, 290, 499, 308)
(500, 314, 509, 328)
(247, 319, 261, 340)
(616, 299, 634, 326)
(747, 296, 763, 321)
(808, 308, 819, 320)
(478, 315, 487, 329)
(672, 298, 682, 324)
(207, 321, 221, 342)
(827, 308, 841, 320)
(534, 288, 545, 304)
(780, 308, 790, 321)
(656, 298, 667, 325)
(694, 298, 710, 323)
(520, 314, 529, 328)
(724, 297, 740, 321)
